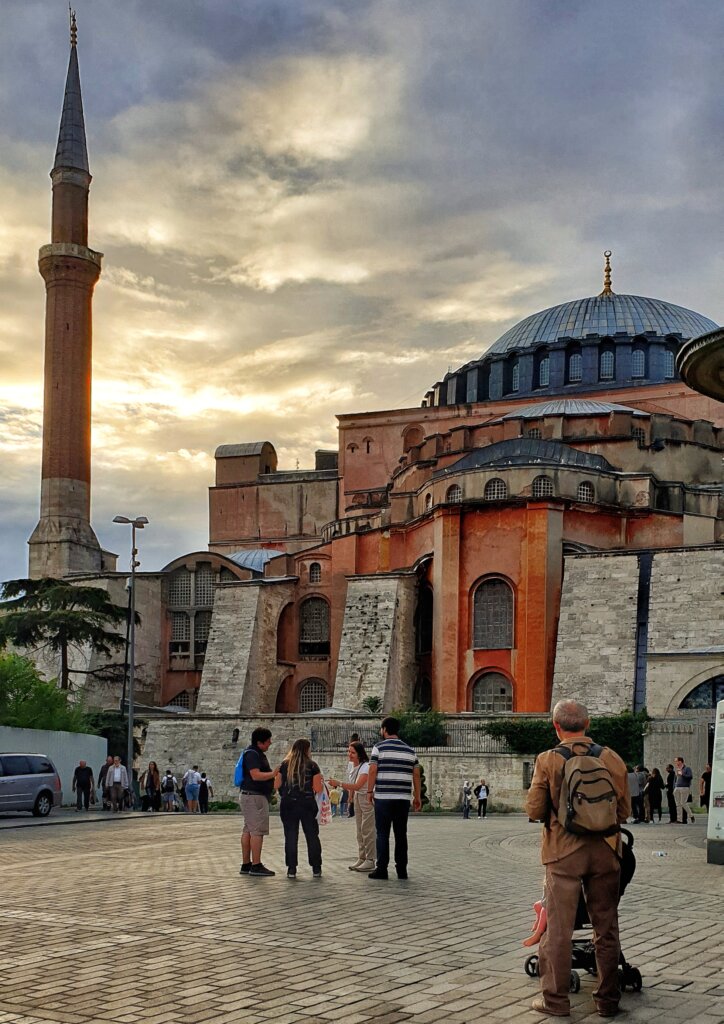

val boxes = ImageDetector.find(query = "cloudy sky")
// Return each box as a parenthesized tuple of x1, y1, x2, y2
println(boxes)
(1, 0, 722, 580)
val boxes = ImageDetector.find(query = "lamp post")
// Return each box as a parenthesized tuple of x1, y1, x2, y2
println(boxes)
(112, 515, 148, 785)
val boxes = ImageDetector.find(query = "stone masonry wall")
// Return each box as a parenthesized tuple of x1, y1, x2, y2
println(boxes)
(552, 553, 639, 714)
(648, 547, 724, 655)
(240, 580, 296, 715)
(196, 583, 261, 715)
(333, 576, 413, 710)
(142, 715, 534, 810)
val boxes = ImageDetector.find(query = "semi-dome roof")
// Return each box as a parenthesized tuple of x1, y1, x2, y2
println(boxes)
(487, 294, 717, 355)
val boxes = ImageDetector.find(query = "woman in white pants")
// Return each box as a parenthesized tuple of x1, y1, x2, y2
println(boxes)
(329, 742, 376, 871)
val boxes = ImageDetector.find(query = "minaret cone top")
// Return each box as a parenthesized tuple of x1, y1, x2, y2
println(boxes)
(53, 32, 89, 173)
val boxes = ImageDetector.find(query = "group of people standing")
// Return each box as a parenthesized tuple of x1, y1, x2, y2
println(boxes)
(235, 717, 421, 879)
(627, 757, 711, 825)
(140, 763, 215, 813)
(461, 779, 490, 818)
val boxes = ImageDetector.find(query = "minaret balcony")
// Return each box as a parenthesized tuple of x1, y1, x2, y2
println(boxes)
(39, 242, 103, 268)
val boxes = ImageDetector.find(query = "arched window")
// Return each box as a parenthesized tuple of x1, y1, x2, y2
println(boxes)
(527, 427, 542, 439)
(309, 562, 321, 583)
(599, 344, 615, 381)
(168, 568, 192, 606)
(631, 346, 646, 379)
(346, 442, 358, 453)
(567, 344, 583, 384)
(194, 564, 214, 605)
(503, 354, 519, 395)
(473, 579, 513, 649)
(484, 478, 507, 501)
(576, 481, 594, 503)
(472, 672, 513, 713)
(664, 346, 676, 379)
(425, 493, 433, 512)
(403, 425, 424, 452)
(299, 597, 330, 656)
(363, 436, 373, 454)
(511, 360, 520, 393)
(537, 354, 550, 389)
(632, 426, 646, 447)
(679, 675, 724, 709)
(299, 678, 329, 713)
(532, 475, 554, 498)
(446, 484, 462, 503)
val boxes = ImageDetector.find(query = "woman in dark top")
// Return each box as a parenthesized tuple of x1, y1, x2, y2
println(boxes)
(140, 761, 161, 812)
(665, 764, 677, 823)
(275, 739, 324, 879)
(645, 768, 664, 822)
(700, 765, 712, 810)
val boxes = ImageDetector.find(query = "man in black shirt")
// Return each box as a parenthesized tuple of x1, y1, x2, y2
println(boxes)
(239, 728, 279, 877)
(665, 763, 677, 823)
(73, 761, 95, 811)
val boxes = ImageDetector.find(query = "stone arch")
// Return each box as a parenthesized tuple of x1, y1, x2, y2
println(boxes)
(663, 665, 724, 717)
(467, 669, 514, 713)
(402, 424, 424, 452)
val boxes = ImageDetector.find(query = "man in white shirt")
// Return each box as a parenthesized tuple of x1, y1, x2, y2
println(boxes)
(183, 765, 201, 814)
(108, 756, 129, 813)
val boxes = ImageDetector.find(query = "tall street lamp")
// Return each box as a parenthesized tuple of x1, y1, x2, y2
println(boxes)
(113, 515, 149, 787)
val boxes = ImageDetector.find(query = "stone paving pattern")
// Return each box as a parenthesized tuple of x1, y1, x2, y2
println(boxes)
(1, 814, 723, 1024)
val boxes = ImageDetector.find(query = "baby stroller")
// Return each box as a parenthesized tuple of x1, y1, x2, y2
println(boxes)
(523, 828, 642, 994)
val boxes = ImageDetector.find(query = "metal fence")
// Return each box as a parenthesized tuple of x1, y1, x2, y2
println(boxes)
(309, 720, 513, 754)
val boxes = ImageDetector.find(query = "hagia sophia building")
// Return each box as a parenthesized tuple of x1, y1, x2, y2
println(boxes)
(28, 24, 723, 773)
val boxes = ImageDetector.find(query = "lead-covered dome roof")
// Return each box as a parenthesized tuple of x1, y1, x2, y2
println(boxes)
(487, 294, 717, 355)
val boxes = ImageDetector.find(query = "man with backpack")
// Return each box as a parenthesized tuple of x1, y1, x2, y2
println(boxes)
(525, 700, 630, 1018)
(161, 770, 177, 812)
(236, 728, 280, 877)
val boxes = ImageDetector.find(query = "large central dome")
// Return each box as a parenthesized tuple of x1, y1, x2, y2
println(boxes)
(487, 293, 717, 355)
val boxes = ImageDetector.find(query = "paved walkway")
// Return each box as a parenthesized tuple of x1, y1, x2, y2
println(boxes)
(0, 814, 722, 1024)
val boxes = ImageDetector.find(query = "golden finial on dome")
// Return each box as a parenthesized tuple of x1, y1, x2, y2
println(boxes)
(70, 6, 77, 48)
(599, 250, 614, 296)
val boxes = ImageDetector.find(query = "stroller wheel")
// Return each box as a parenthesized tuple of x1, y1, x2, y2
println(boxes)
(569, 972, 580, 994)
(524, 955, 540, 978)
(630, 968, 643, 992)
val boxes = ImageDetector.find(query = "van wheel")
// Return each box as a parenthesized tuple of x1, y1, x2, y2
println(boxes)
(32, 792, 53, 817)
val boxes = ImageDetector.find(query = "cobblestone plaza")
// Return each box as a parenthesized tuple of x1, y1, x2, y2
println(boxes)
(1, 814, 722, 1024)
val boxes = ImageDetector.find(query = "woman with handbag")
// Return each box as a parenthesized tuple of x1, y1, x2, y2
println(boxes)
(329, 741, 376, 872)
(275, 739, 324, 879)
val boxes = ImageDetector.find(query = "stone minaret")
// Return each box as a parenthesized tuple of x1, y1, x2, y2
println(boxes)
(29, 14, 104, 578)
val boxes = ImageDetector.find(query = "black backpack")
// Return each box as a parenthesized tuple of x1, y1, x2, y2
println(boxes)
(162, 775, 175, 793)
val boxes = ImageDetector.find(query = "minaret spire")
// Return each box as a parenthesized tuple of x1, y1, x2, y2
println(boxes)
(599, 250, 614, 297)
(29, 16, 105, 577)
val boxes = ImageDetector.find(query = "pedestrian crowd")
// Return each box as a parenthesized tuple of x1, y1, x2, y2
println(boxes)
(625, 757, 711, 825)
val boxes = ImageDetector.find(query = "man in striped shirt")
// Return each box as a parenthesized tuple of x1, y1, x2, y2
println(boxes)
(367, 716, 422, 880)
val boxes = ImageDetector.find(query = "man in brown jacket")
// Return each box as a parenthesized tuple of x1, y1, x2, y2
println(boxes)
(525, 700, 630, 1018)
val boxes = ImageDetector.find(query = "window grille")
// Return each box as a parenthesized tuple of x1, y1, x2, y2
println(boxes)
(309, 562, 322, 583)
(473, 579, 513, 649)
(532, 475, 554, 498)
(171, 612, 190, 640)
(568, 352, 582, 382)
(511, 361, 520, 393)
(576, 481, 595, 503)
(526, 428, 542, 439)
(194, 564, 214, 606)
(446, 484, 462, 503)
(299, 597, 330, 655)
(600, 349, 614, 380)
(168, 569, 192, 606)
(664, 348, 675, 378)
(194, 610, 212, 656)
(166, 690, 191, 709)
(472, 672, 513, 713)
(484, 478, 507, 501)
(631, 348, 646, 378)
(632, 427, 646, 447)
(299, 679, 329, 713)
(538, 357, 550, 388)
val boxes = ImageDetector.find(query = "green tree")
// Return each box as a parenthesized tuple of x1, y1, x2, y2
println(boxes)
(361, 695, 383, 714)
(0, 653, 90, 732)
(395, 706, 447, 747)
(0, 577, 134, 691)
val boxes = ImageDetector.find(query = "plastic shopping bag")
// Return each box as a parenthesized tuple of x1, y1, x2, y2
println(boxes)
(316, 785, 333, 826)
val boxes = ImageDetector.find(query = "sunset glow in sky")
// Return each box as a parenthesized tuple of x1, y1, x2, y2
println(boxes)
(1, 1, 723, 579)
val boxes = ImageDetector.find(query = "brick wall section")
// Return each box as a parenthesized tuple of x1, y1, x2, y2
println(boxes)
(648, 547, 724, 654)
(333, 576, 414, 710)
(552, 553, 639, 714)
(196, 584, 261, 715)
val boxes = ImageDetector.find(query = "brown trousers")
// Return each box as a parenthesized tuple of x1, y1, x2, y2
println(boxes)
(539, 841, 621, 1014)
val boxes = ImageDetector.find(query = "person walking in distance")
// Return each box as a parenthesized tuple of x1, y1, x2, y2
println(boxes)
(239, 728, 279, 877)
(275, 738, 324, 878)
(107, 756, 129, 813)
(462, 780, 473, 819)
(700, 764, 712, 812)
(98, 755, 113, 810)
(665, 763, 677, 823)
(525, 699, 630, 1018)
(72, 760, 94, 811)
(673, 756, 693, 824)
(329, 741, 376, 871)
(161, 770, 178, 812)
(199, 772, 213, 814)
(645, 768, 664, 823)
(367, 716, 422, 880)
(183, 765, 201, 814)
(140, 761, 161, 812)
(475, 778, 489, 818)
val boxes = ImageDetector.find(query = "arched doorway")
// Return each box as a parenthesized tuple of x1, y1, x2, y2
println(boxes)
(677, 674, 723, 763)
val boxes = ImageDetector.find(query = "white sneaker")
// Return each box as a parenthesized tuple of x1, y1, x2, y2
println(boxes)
(355, 860, 376, 872)
(348, 859, 365, 871)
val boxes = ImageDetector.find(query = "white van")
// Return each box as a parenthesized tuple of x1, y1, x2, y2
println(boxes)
(0, 753, 63, 816)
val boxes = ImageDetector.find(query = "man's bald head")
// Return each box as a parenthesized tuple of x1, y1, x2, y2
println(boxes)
(552, 700, 589, 734)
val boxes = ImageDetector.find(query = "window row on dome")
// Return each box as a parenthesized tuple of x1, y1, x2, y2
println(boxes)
(428, 475, 598, 508)
(431, 338, 680, 406)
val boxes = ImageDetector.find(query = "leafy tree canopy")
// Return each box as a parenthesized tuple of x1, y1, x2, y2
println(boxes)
(0, 654, 91, 732)
(0, 577, 135, 690)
